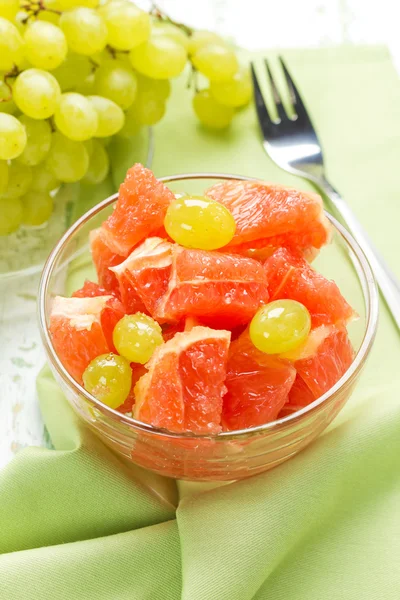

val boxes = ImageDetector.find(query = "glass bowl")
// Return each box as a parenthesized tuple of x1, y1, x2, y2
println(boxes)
(0, 128, 153, 282)
(38, 173, 379, 481)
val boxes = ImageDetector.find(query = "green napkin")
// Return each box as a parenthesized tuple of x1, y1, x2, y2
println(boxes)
(2, 46, 400, 600)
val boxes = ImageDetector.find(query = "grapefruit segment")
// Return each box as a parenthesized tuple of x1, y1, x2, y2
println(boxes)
(102, 163, 175, 256)
(117, 363, 148, 414)
(49, 295, 117, 383)
(110, 237, 173, 316)
(72, 280, 111, 298)
(222, 331, 296, 431)
(291, 326, 354, 401)
(264, 247, 355, 327)
(206, 180, 331, 253)
(134, 326, 231, 433)
(72, 281, 125, 352)
(90, 228, 124, 296)
(156, 246, 270, 327)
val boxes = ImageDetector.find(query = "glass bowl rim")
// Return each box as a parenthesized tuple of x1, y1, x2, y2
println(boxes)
(38, 172, 379, 441)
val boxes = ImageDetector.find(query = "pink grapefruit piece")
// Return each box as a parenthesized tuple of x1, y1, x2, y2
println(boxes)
(222, 331, 296, 431)
(206, 180, 331, 254)
(110, 237, 173, 316)
(90, 228, 125, 296)
(264, 247, 355, 327)
(280, 325, 355, 415)
(102, 163, 175, 256)
(156, 246, 270, 328)
(134, 326, 231, 433)
(49, 295, 121, 383)
(71, 280, 125, 352)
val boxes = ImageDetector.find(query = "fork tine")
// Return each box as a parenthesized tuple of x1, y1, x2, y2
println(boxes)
(278, 56, 310, 121)
(250, 62, 274, 136)
(264, 59, 287, 122)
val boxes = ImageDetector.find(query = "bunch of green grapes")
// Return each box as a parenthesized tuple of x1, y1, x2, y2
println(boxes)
(0, 0, 251, 236)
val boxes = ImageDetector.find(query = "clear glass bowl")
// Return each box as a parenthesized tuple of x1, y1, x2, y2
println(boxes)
(0, 128, 153, 282)
(38, 173, 379, 481)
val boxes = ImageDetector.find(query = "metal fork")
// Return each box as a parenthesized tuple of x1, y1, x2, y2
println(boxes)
(251, 57, 400, 331)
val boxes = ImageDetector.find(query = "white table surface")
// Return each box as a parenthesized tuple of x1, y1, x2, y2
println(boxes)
(1, 0, 399, 470)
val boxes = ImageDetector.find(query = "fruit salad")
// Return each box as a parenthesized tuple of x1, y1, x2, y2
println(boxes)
(49, 164, 356, 434)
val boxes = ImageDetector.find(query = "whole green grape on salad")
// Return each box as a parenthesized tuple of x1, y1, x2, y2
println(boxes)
(0, 0, 252, 235)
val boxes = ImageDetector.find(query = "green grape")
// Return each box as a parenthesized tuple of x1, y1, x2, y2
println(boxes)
(84, 138, 93, 156)
(21, 190, 53, 226)
(250, 300, 312, 355)
(53, 53, 92, 92)
(60, 8, 108, 56)
(164, 195, 236, 250)
(151, 22, 189, 50)
(128, 85, 166, 126)
(0, 80, 17, 115)
(0, 160, 9, 194)
(2, 161, 32, 198)
(54, 92, 98, 141)
(31, 163, 60, 192)
(113, 313, 163, 364)
(88, 95, 125, 137)
(0, 17, 24, 72)
(94, 60, 138, 110)
(117, 109, 141, 138)
(47, 131, 89, 182)
(83, 353, 132, 409)
(58, 0, 98, 8)
(0, 0, 18, 21)
(23, 21, 67, 71)
(192, 44, 238, 82)
(98, 136, 112, 147)
(130, 36, 187, 80)
(37, 9, 61, 26)
(17, 115, 52, 166)
(75, 73, 95, 95)
(13, 69, 61, 120)
(100, 0, 150, 50)
(0, 114, 27, 160)
(192, 89, 234, 129)
(210, 67, 252, 107)
(137, 73, 171, 100)
(0, 196, 22, 235)
(83, 139, 109, 184)
(188, 30, 225, 55)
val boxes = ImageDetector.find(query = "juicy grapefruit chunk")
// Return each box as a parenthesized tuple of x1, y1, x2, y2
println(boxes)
(90, 228, 124, 296)
(111, 237, 173, 316)
(102, 163, 175, 256)
(284, 375, 315, 412)
(156, 246, 270, 327)
(72, 280, 110, 298)
(282, 325, 354, 415)
(264, 247, 355, 327)
(134, 326, 231, 433)
(49, 295, 122, 383)
(222, 332, 296, 431)
(206, 180, 331, 254)
(117, 363, 148, 414)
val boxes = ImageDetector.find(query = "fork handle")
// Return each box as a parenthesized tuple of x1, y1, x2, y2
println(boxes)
(315, 177, 400, 331)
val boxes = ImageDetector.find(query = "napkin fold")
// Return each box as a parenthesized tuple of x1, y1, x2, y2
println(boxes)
(1, 46, 400, 600)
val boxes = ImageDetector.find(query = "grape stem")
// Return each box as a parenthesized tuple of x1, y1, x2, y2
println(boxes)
(20, 0, 62, 23)
(150, 2, 193, 36)
(1, 65, 21, 103)
(187, 64, 200, 92)
(105, 45, 129, 59)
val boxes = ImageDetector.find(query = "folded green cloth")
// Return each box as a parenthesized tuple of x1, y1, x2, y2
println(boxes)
(1, 46, 400, 600)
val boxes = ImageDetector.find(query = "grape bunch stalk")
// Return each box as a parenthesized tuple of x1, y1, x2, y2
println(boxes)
(0, 0, 252, 236)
